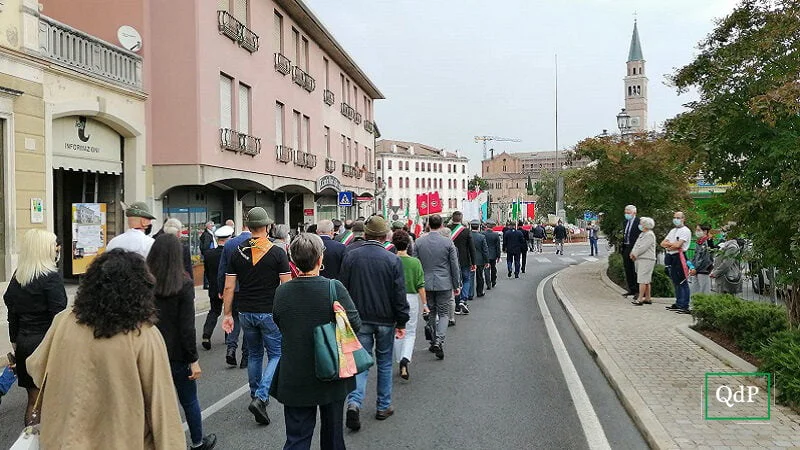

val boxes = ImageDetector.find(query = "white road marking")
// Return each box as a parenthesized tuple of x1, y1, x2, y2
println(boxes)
(536, 273, 612, 450)
(182, 384, 250, 432)
(559, 257, 578, 264)
(583, 256, 599, 262)
(535, 257, 551, 263)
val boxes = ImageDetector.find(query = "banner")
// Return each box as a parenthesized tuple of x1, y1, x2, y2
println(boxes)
(416, 193, 430, 216)
(527, 202, 536, 220)
(429, 192, 443, 214)
(71, 203, 107, 275)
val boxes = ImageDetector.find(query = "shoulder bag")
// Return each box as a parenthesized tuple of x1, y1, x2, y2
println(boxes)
(10, 375, 46, 450)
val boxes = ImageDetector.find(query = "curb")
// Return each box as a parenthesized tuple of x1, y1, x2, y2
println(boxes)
(676, 324, 757, 372)
(552, 268, 676, 450)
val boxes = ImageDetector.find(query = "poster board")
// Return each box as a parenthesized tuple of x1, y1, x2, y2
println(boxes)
(71, 203, 107, 275)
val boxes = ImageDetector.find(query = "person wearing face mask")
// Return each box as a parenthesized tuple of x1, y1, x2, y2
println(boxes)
(689, 224, 715, 294)
(106, 201, 156, 259)
(629, 217, 656, 305)
(620, 205, 642, 300)
(661, 211, 693, 313)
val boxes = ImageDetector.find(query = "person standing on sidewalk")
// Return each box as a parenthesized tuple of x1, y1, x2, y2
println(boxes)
(483, 220, 501, 290)
(392, 230, 426, 380)
(449, 211, 476, 314)
(217, 225, 250, 368)
(620, 205, 642, 299)
(222, 207, 292, 426)
(587, 221, 600, 256)
(503, 221, 526, 278)
(415, 214, 461, 359)
(662, 211, 692, 314)
(470, 220, 490, 297)
(690, 224, 715, 294)
(340, 215, 409, 431)
(201, 225, 233, 351)
(629, 217, 656, 306)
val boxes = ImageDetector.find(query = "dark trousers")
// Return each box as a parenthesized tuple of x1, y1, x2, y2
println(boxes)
(507, 253, 521, 276)
(475, 264, 485, 295)
(283, 399, 345, 450)
(521, 249, 527, 272)
(171, 362, 203, 446)
(621, 245, 639, 294)
(486, 260, 497, 288)
(589, 237, 599, 256)
(202, 294, 222, 340)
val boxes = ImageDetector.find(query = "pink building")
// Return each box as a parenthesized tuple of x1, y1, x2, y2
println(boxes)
(150, 0, 383, 241)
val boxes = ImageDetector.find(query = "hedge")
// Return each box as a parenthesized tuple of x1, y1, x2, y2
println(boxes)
(607, 253, 674, 298)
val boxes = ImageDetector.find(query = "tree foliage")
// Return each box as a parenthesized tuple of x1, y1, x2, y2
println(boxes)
(567, 135, 697, 248)
(533, 171, 556, 218)
(667, 0, 800, 324)
(468, 175, 488, 191)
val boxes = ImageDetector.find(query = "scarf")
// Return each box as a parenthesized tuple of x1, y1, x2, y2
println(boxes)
(334, 301, 363, 379)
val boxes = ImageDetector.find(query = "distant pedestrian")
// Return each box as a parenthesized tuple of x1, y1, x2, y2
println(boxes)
(26, 249, 186, 449)
(162, 218, 193, 278)
(711, 236, 743, 294)
(587, 221, 600, 256)
(317, 219, 346, 280)
(662, 211, 692, 313)
(620, 205, 642, 299)
(532, 222, 546, 253)
(216, 224, 251, 369)
(3, 229, 67, 425)
(503, 221, 526, 278)
(519, 222, 529, 273)
(629, 217, 656, 306)
(106, 201, 156, 258)
(449, 211, 476, 315)
(148, 234, 217, 450)
(690, 224, 715, 294)
(271, 233, 362, 450)
(201, 225, 234, 350)
(470, 220, 489, 297)
(483, 220, 502, 290)
(391, 230, 426, 380)
(553, 220, 568, 255)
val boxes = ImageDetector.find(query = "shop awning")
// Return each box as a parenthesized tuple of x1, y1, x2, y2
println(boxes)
(53, 155, 122, 175)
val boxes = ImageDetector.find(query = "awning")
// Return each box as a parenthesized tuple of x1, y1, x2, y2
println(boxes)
(53, 155, 122, 175)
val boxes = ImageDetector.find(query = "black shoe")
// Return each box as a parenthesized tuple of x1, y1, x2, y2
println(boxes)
(515, 274, 519, 278)
(226, 348, 236, 366)
(448, 319, 456, 327)
(239, 356, 248, 369)
(201, 338, 211, 351)
(191, 434, 217, 450)
(429, 344, 436, 353)
(424, 324, 433, 341)
(434, 345, 444, 360)
(477, 293, 485, 297)
(521, 269, 525, 273)
(248, 398, 270, 425)
(454, 303, 463, 315)
(399, 358, 410, 380)
(459, 303, 470, 315)
(492, 282, 497, 288)
(632, 294, 639, 301)
(666, 304, 681, 310)
(622, 292, 634, 297)
(346, 406, 361, 431)
(675, 308, 692, 314)
(375, 406, 394, 420)
(508, 271, 512, 278)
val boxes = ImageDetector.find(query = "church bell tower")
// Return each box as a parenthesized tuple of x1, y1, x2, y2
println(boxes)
(624, 20, 648, 132)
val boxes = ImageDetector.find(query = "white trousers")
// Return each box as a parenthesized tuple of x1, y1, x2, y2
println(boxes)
(394, 293, 419, 363)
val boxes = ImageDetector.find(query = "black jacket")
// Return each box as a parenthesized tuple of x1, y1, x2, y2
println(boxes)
(199, 229, 215, 254)
(532, 225, 546, 239)
(320, 235, 346, 280)
(554, 225, 568, 240)
(3, 271, 67, 343)
(503, 229, 527, 254)
(154, 278, 198, 364)
(181, 242, 193, 279)
(622, 217, 642, 247)
(204, 246, 224, 300)
(450, 224, 476, 268)
(471, 231, 489, 266)
(340, 241, 409, 328)
(484, 230, 502, 260)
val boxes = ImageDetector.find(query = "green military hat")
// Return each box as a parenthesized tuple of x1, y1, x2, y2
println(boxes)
(245, 207, 274, 228)
(125, 201, 156, 220)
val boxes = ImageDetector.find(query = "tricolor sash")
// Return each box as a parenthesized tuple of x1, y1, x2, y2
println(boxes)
(383, 241, 395, 251)
(339, 230, 354, 245)
(450, 224, 466, 241)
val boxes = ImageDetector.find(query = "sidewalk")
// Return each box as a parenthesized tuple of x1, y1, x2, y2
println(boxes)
(552, 259, 800, 449)
(1, 284, 211, 366)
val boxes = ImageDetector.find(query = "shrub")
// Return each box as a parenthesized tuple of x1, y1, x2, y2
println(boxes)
(690, 294, 789, 353)
(691, 294, 741, 330)
(606, 253, 674, 298)
(757, 330, 800, 408)
(607, 253, 626, 287)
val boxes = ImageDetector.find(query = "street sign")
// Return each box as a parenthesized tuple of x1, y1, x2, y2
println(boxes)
(338, 191, 353, 207)
(303, 208, 314, 216)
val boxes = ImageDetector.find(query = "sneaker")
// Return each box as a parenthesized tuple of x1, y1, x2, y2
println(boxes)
(248, 397, 270, 425)
(675, 308, 692, 314)
(448, 319, 456, 327)
(191, 434, 217, 450)
(346, 405, 361, 431)
(454, 304, 463, 315)
(375, 406, 394, 420)
(665, 304, 681, 310)
(459, 303, 470, 315)
(508, 271, 512, 278)
(225, 348, 237, 366)
(515, 274, 519, 278)
(434, 345, 444, 360)
(239, 357, 248, 369)
(201, 338, 211, 351)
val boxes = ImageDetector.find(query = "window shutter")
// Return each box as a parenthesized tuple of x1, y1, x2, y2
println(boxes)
(302, 116, 310, 152)
(238, 84, 250, 134)
(220, 74, 232, 129)
(233, 0, 247, 23)
(273, 13, 282, 53)
(275, 102, 284, 145)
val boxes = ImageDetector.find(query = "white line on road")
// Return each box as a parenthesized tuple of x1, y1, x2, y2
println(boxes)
(535, 257, 551, 263)
(583, 257, 599, 262)
(536, 273, 612, 450)
(559, 257, 578, 264)
(182, 384, 250, 432)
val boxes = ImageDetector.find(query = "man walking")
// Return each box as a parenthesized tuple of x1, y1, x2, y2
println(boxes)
(483, 220, 501, 290)
(621, 205, 642, 299)
(415, 214, 461, 360)
(222, 207, 292, 426)
(340, 216, 409, 431)
(532, 222, 546, 253)
(106, 201, 156, 258)
(553, 220, 568, 255)
(202, 225, 233, 351)
(199, 221, 216, 253)
(335, 219, 355, 245)
(470, 220, 489, 297)
(503, 221, 526, 278)
(449, 211, 476, 314)
(587, 220, 599, 256)
(317, 219, 345, 280)
(662, 211, 692, 314)
(217, 224, 251, 368)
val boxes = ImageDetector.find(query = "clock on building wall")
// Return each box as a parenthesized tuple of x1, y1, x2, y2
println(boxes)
(629, 116, 641, 128)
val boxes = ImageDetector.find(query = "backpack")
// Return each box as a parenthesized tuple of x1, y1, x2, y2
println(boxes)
(693, 243, 714, 273)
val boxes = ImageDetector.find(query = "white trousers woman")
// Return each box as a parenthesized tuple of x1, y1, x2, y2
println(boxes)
(394, 293, 419, 363)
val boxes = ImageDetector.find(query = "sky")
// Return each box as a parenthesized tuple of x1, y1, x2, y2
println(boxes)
(305, 0, 738, 176)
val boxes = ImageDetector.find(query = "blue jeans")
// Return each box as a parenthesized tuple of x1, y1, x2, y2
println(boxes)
(240, 312, 282, 401)
(589, 237, 598, 255)
(0, 365, 16, 395)
(665, 253, 691, 309)
(346, 324, 394, 411)
(507, 253, 521, 275)
(460, 267, 473, 303)
(170, 362, 203, 446)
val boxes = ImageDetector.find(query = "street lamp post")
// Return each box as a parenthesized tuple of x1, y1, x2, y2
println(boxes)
(616, 108, 632, 136)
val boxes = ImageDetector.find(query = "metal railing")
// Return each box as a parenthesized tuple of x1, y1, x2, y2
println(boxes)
(354, 112, 362, 125)
(217, 11, 259, 53)
(220, 128, 260, 156)
(354, 168, 363, 179)
(276, 145, 294, 163)
(365, 171, 375, 182)
(293, 150, 318, 168)
(274, 53, 291, 75)
(324, 89, 335, 106)
(325, 158, 336, 173)
(38, 15, 143, 90)
(239, 133, 261, 156)
(340, 102, 355, 120)
(342, 163, 357, 178)
(220, 128, 239, 151)
(364, 120, 374, 134)
(303, 73, 315, 93)
(292, 66, 306, 87)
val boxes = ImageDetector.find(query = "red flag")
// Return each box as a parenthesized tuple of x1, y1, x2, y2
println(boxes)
(467, 189, 481, 201)
(429, 192, 443, 214)
(527, 203, 536, 220)
(416, 193, 430, 216)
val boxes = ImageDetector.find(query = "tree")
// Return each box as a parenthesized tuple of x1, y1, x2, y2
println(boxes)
(667, 0, 800, 324)
(468, 175, 488, 191)
(526, 175, 534, 196)
(567, 134, 697, 249)
(533, 171, 556, 219)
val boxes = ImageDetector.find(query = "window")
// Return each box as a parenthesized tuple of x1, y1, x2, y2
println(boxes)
(462, 165, 466, 174)
(233, 0, 248, 24)
(220, 73, 233, 129)
(415, 162, 419, 171)
(439, 163, 442, 172)
(462, 180, 466, 189)
(275, 102, 284, 145)
(302, 115, 310, 152)
(377, 160, 382, 170)
(388, 177, 392, 188)
(238, 83, 250, 134)
(301, 37, 309, 70)
(405, 161, 409, 170)
(341, 134, 346, 162)
(448, 179, 452, 189)
(447, 164, 451, 173)
(415, 178, 419, 188)
(273, 11, 283, 54)
(406, 177, 409, 188)
(421, 163, 425, 172)
(324, 126, 330, 157)
(433, 164, 437, 173)
(292, 28, 300, 65)
(346, 138, 352, 164)
(427, 163, 431, 171)
(346, 79, 351, 103)
(293, 110, 301, 150)
(354, 141, 358, 164)
(388, 160, 392, 170)
(354, 86, 359, 112)
(399, 198, 403, 208)
(323, 58, 329, 90)
(341, 74, 346, 103)
(398, 178, 403, 188)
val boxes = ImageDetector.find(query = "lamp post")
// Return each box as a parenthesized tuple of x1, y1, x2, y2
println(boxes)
(616, 108, 632, 137)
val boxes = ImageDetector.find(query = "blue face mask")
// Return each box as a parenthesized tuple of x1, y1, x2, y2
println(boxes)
(673, 218, 683, 227)
(624, 213, 633, 221)
(638, 224, 644, 231)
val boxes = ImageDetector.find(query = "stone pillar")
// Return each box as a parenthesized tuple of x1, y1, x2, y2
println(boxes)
(283, 193, 291, 228)
(303, 193, 316, 225)
(233, 190, 243, 234)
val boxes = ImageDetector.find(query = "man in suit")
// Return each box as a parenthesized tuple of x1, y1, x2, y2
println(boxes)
(448, 211, 476, 315)
(621, 205, 642, 299)
(335, 219, 355, 244)
(202, 225, 233, 350)
(317, 219, 346, 280)
(503, 221, 527, 278)
(483, 220, 501, 290)
(470, 220, 490, 297)
(199, 221, 216, 253)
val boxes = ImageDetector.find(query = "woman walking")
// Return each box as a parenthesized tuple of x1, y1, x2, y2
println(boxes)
(3, 229, 67, 425)
(629, 217, 656, 305)
(26, 249, 185, 448)
(147, 234, 217, 449)
(271, 233, 362, 450)
(391, 230, 426, 380)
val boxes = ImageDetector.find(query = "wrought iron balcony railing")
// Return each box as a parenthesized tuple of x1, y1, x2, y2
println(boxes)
(220, 128, 261, 156)
(365, 171, 375, 182)
(217, 10, 259, 53)
(306, 153, 317, 169)
(325, 158, 336, 173)
(220, 128, 239, 151)
(340, 102, 355, 120)
(274, 53, 291, 75)
(276, 145, 294, 163)
(303, 74, 315, 93)
(323, 89, 335, 106)
(342, 163, 357, 178)
(354, 168, 363, 179)
(239, 133, 261, 156)
(364, 120, 375, 134)
(292, 66, 306, 87)
(354, 112, 362, 125)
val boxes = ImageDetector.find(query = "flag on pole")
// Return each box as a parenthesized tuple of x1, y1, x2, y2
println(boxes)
(429, 192, 443, 214)
(511, 198, 520, 221)
(416, 193, 430, 216)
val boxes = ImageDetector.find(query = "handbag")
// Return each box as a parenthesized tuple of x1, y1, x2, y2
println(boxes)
(313, 281, 373, 381)
(10, 375, 46, 450)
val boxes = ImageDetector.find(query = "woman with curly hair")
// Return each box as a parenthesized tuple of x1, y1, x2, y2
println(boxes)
(148, 234, 216, 449)
(3, 228, 66, 425)
(26, 249, 185, 449)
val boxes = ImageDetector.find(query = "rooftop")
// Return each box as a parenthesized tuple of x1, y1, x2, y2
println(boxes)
(628, 20, 644, 62)
(376, 139, 468, 160)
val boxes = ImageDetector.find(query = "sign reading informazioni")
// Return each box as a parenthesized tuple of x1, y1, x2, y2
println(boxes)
(704, 372, 771, 420)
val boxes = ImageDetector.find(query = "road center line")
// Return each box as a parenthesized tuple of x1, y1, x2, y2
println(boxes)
(536, 272, 611, 450)
(182, 384, 250, 432)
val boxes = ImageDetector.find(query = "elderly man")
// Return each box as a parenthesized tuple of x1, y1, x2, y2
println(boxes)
(344, 220, 367, 254)
(483, 220, 501, 289)
(470, 220, 489, 297)
(335, 219, 356, 245)
(340, 216, 408, 431)
(449, 211, 476, 314)
(106, 201, 156, 258)
(662, 211, 692, 313)
(317, 219, 345, 280)
(199, 221, 216, 253)
(202, 225, 234, 350)
(621, 205, 642, 299)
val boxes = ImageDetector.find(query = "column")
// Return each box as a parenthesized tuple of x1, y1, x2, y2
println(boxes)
(233, 190, 243, 235)
(303, 193, 315, 226)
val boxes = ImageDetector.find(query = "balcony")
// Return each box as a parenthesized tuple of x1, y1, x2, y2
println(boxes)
(354, 112, 362, 125)
(217, 11, 259, 53)
(342, 163, 357, 178)
(38, 15, 142, 90)
(219, 128, 261, 156)
(323, 89, 335, 106)
(274, 53, 291, 76)
(293, 150, 316, 168)
(239, 133, 261, 156)
(303, 74, 315, 93)
(364, 120, 375, 134)
(365, 172, 375, 182)
(340, 102, 355, 120)
(220, 128, 239, 151)
(292, 66, 306, 87)
(325, 158, 336, 173)
(276, 145, 294, 163)
(354, 168, 363, 179)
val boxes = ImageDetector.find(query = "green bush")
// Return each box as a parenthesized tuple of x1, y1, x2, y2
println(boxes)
(690, 294, 789, 353)
(606, 253, 674, 298)
(757, 330, 800, 407)
(691, 294, 741, 330)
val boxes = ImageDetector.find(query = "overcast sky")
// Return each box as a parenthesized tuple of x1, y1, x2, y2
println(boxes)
(305, 0, 738, 175)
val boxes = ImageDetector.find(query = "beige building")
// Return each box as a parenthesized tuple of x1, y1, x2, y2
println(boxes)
(623, 20, 648, 132)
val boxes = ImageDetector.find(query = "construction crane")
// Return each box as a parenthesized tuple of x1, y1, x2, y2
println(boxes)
(474, 136, 522, 160)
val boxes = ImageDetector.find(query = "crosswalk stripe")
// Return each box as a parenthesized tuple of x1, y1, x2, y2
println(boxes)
(560, 257, 578, 264)
(583, 256, 599, 262)
(535, 257, 550, 263)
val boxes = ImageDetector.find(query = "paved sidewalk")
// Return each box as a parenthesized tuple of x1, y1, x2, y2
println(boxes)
(553, 259, 800, 449)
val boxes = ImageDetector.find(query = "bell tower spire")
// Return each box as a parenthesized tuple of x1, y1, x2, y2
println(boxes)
(624, 19, 648, 132)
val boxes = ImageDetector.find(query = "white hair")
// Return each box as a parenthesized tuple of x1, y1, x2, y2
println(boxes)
(625, 205, 637, 213)
(317, 219, 334, 234)
(15, 229, 58, 287)
(273, 224, 290, 240)
(163, 218, 183, 236)
(640, 217, 655, 230)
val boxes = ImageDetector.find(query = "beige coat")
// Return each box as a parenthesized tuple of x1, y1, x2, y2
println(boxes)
(631, 230, 656, 261)
(26, 310, 185, 450)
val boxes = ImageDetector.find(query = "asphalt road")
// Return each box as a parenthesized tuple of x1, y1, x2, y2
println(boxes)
(0, 242, 648, 449)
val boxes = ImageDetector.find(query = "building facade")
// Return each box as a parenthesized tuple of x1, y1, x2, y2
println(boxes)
(623, 20, 647, 132)
(376, 140, 469, 220)
(150, 0, 382, 250)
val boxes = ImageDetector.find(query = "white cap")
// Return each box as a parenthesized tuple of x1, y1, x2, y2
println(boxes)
(214, 225, 234, 238)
